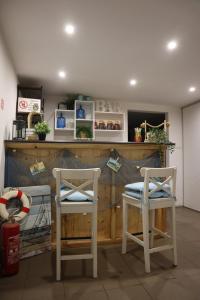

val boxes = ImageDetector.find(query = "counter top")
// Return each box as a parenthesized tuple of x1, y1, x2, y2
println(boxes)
(5, 140, 150, 144)
(4, 140, 169, 150)
(4, 140, 173, 145)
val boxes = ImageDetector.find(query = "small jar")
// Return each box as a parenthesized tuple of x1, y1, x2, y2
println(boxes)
(99, 120, 106, 130)
(95, 121, 99, 129)
(114, 120, 121, 130)
(107, 120, 114, 130)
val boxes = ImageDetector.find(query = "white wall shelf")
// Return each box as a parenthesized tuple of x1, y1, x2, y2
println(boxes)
(95, 129, 125, 132)
(75, 100, 95, 140)
(75, 119, 93, 122)
(55, 128, 74, 131)
(95, 111, 125, 131)
(95, 111, 124, 115)
(54, 102, 125, 140)
(56, 109, 74, 112)
(55, 109, 74, 131)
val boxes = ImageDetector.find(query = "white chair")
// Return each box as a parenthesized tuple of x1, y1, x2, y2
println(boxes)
(53, 168, 101, 281)
(122, 167, 177, 273)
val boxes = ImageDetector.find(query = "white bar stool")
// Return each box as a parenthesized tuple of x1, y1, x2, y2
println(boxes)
(122, 167, 177, 273)
(53, 168, 101, 281)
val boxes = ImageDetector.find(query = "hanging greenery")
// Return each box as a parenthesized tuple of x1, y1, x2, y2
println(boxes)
(147, 128, 175, 153)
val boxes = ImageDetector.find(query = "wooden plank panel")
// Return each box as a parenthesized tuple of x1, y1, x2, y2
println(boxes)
(5, 141, 166, 245)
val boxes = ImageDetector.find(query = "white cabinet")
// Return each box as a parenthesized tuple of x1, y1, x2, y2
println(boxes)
(54, 109, 74, 131)
(54, 101, 125, 140)
(74, 100, 95, 140)
(95, 111, 125, 132)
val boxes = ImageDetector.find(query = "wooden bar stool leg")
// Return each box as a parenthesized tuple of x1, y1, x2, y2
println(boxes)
(122, 199, 128, 254)
(172, 204, 178, 266)
(142, 206, 150, 273)
(150, 209, 155, 248)
(56, 205, 61, 281)
(92, 207, 97, 278)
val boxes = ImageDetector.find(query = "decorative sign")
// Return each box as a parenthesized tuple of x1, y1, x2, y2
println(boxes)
(0, 98, 4, 111)
(17, 97, 41, 113)
(106, 149, 122, 172)
(30, 161, 46, 176)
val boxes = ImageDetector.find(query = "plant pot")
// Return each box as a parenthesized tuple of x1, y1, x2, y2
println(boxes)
(37, 133, 46, 141)
(79, 131, 88, 138)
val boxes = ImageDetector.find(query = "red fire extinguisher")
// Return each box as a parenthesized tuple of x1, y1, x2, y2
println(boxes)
(1, 221, 20, 275)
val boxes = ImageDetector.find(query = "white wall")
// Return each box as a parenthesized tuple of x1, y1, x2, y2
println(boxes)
(183, 102, 200, 211)
(44, 96, 183, 206)
(0, 32, 17, 188)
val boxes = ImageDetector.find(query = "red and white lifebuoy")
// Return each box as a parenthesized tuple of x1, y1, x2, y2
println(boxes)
(0, 190, 30, 221)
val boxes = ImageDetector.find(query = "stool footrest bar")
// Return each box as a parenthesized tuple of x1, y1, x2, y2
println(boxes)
(126, 232, 144, 246)
(149, 244, 173, 254)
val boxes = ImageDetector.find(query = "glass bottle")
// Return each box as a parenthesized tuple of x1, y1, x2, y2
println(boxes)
(76, 104, 85, 119)
(57, 113, 66, 128)
(134, 127, 142, 142)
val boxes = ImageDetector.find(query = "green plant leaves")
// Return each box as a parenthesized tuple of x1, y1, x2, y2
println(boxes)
(34, 121, 51, 134)
(148, 128, 175, 153)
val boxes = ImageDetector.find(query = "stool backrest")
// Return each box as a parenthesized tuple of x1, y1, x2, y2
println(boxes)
(52, 168, 101, 202)
(140, 167, 177, 204)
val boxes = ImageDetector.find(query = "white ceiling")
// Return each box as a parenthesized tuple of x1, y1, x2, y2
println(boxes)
(0, 0, 200, 106)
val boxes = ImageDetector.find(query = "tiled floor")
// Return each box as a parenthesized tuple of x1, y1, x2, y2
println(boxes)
(1, 207, 200, 299)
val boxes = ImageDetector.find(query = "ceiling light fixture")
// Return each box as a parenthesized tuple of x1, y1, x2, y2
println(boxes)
(167, 40, 178, 51)
(129, 79, 138, 86)
(58, 71, 66, 78)
(188, 86, 196, 93)
(65, 24, 75, 35)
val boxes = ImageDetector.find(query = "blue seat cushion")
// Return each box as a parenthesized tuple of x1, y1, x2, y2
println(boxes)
(60, 189, 94, 201)
(124, 182, 170, 200)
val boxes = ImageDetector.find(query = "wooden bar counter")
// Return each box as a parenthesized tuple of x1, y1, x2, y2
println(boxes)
(4, 141, 166, 246)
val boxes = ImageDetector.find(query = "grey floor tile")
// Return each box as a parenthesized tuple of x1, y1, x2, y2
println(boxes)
(106, 285, 152, 300)
(0, 287, 24, 300)
(0, 258, 29, 287)
(22, 282, 65, 300)
(141, 273, 200, 300)
(2, 207, 200, 300)
(64, 277, 104, 293)
(64, 289, 108, 300)
(64, 279, 106, 300)
(0, 257, 29, 300)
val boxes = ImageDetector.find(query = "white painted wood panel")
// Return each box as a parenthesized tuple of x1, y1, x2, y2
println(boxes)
(183, 102, 200, 211)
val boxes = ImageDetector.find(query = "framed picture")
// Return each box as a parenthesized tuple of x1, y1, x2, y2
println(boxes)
(17, 97, 41, 113)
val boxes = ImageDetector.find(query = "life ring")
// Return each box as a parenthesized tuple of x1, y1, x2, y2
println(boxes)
(0, 190, 30, 221)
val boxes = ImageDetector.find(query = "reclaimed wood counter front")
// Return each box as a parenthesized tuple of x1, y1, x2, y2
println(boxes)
(4, 141, 166, 246)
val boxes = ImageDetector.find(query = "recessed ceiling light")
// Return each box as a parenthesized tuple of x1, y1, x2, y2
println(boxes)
(167, 40, 178, 51)
(58, 71, 66, 78)
(188, 86, 196, 93)
(129, 79, 138, 86)
(65, 24, 75, 35)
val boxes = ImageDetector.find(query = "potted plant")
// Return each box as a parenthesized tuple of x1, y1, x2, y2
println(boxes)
(34, 121, 51, 141)
(76, 126, 93, 139)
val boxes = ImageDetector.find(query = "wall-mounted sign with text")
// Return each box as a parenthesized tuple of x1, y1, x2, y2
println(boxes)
(17, 97, 41, 113)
